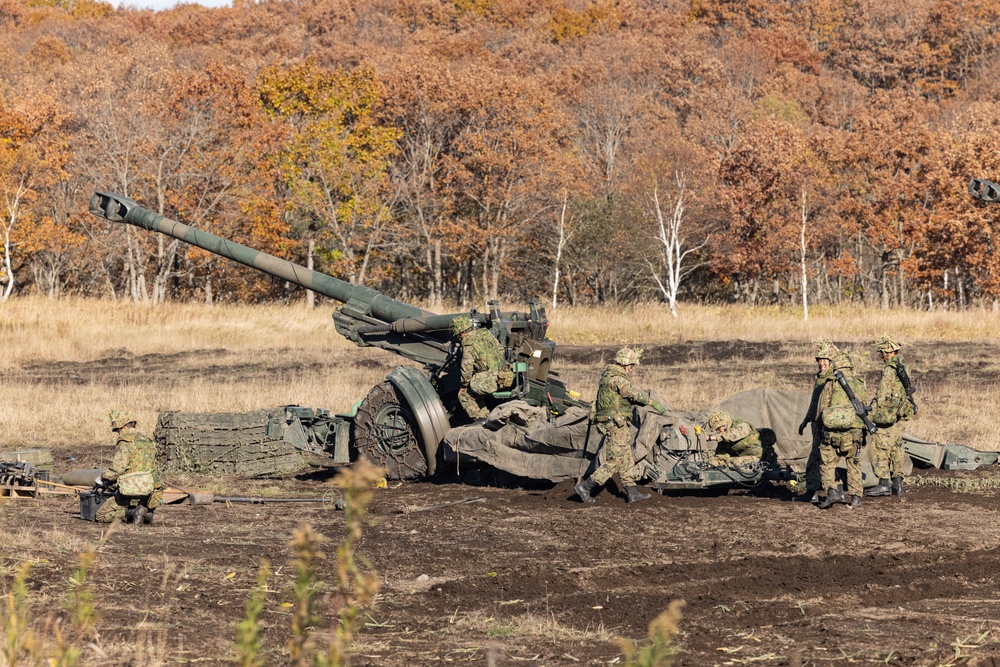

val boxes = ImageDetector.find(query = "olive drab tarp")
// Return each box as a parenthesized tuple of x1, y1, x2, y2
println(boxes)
(441, 388, 915, 484)
(720, 388, 813, 472)
(441, 394, 707, 482)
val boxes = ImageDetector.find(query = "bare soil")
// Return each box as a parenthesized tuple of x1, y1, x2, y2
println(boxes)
(4, 342, 1000, 666)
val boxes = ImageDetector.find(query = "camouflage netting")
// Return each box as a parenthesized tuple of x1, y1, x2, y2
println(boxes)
(156, 407, 338, 478)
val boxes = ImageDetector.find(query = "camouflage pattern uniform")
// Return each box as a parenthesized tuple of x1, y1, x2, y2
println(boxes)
(96, 413, 164, 524)
(575, 347, 665, 504)
(707, 410, 762, 466)
(817, 354, 868, 502)
(797, 342, 839, 496)
(589, 362, 653, 488)
(867, 336, 914, 496)
(453, 316, 512, 420)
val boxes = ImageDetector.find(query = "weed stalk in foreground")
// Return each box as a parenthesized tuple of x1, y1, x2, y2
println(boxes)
(1, 561, 36, 667)
(619, 599, 685, 667)
(51, 548, 98, 667)
(319, 460, 384, 667)
(287, 525, 325, 667)
(234, 560, 271, 667)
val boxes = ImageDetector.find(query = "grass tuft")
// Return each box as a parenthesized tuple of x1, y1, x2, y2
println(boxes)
(618, 599, 685, 667)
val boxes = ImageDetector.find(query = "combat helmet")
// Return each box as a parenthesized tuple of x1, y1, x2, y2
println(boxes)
(875, 334, 901, 354)
(708, 410, 732, 431)
(814, 340, 839, 361)
(450, 315, 474, 336)
(108, 410, 136, 431)
(614, 346, 642, 367)
(833, 352, 855, 371)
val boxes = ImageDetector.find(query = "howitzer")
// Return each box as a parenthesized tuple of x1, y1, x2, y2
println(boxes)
(834, 369, 877, 464)
(89, 191, 585, 481)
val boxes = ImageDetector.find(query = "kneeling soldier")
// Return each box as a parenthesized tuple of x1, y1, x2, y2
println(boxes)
(95, 411, 164, 525)
(706, 410, 762, 466)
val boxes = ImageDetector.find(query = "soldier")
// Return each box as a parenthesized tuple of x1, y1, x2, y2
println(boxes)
(706, 410, 762, 466)
(95, 411, 164, 525)
(574, 347, 667, 504)
(452, 315, 513, 421)
(794, 341, 839, 503)
(865, 335, 914, 497)
(816, 352, 869, 510)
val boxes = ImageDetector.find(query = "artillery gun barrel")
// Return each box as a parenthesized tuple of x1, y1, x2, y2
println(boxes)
(88, 191, 431, 324)
(969, 178, 1000, 203)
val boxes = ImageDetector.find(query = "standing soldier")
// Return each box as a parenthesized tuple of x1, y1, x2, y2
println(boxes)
(794, 341, 839, 502)
(706, 410, 763, 466)
(816, 352, 869, 510)
(95, 411, 164, 525)
(452, 316, 514, 421)
(865, 335, 915, 497)
(575, 347, 667, 504)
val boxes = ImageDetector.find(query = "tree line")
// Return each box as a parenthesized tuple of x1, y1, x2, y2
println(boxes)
(3, 0, 1000, 313)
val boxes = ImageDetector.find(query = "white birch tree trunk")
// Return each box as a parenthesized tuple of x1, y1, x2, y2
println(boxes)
(800, 189, 809, 321)
(648, 172, 707, 318)
(551, 194, 569, 310)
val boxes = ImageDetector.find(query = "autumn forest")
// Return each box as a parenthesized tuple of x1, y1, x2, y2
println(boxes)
(3, 0, 1000, 312)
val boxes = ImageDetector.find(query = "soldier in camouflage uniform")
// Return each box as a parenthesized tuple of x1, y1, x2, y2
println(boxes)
(575, 347, 667, 505)
(95, 411, 164, 525)
(794, 341, 839, 503)
(706, 410, 762, 466)
(816, 352, 869, 510)
(452, 315, 514, 421)
(864, 335, 915, 497)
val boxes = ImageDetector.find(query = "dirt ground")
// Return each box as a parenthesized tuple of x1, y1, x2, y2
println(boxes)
(4, 341, 1000, 666)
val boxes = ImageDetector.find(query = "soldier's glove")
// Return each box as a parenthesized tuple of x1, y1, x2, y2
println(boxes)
(650, 400, 667, 416)
(797, 419, 809, 436)
(94, 477, 107, 489)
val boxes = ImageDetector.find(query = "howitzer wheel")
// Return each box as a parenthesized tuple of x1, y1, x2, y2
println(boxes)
(353, 381, 427, 480)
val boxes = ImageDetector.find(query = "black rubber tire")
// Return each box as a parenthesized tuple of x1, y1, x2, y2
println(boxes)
(353, 381, 428, 480)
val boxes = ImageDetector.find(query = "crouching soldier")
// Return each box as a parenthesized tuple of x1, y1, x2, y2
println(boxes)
(575, 347, 666, 505)
(95, 411, 164, 525)
(705, 410, 762, 466)
(452, 316, 514, 421)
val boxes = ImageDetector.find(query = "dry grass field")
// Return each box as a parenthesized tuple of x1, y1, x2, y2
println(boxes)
(2, 296, 998, 450)
(2, 296, 1000, 666)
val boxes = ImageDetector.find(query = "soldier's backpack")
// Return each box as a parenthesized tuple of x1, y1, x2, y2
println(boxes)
(821, 405, 859, 431)
(118, 471, 154, 497)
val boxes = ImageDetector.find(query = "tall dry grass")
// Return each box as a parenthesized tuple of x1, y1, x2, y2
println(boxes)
(546, 302, 1000, 345)
(2, 296, 998, 450)
(4, 298, 1000, 366)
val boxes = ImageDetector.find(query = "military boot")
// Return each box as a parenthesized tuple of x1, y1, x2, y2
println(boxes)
(817, 487, 844, 509)
(126, 506, 147, 524)
(143, 508, 155, 525)
(846, 495, 861, 509)
(792, 490, 820, 503)
(864, 479, 892, 497)
(574, 478, 597, 504)
(625, 486, 651, 504)
(891, 477, 904, 496)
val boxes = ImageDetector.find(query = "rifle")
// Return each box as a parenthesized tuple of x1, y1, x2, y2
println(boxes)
(834, 369, 877, 464)
(894, 361, 918, 416)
